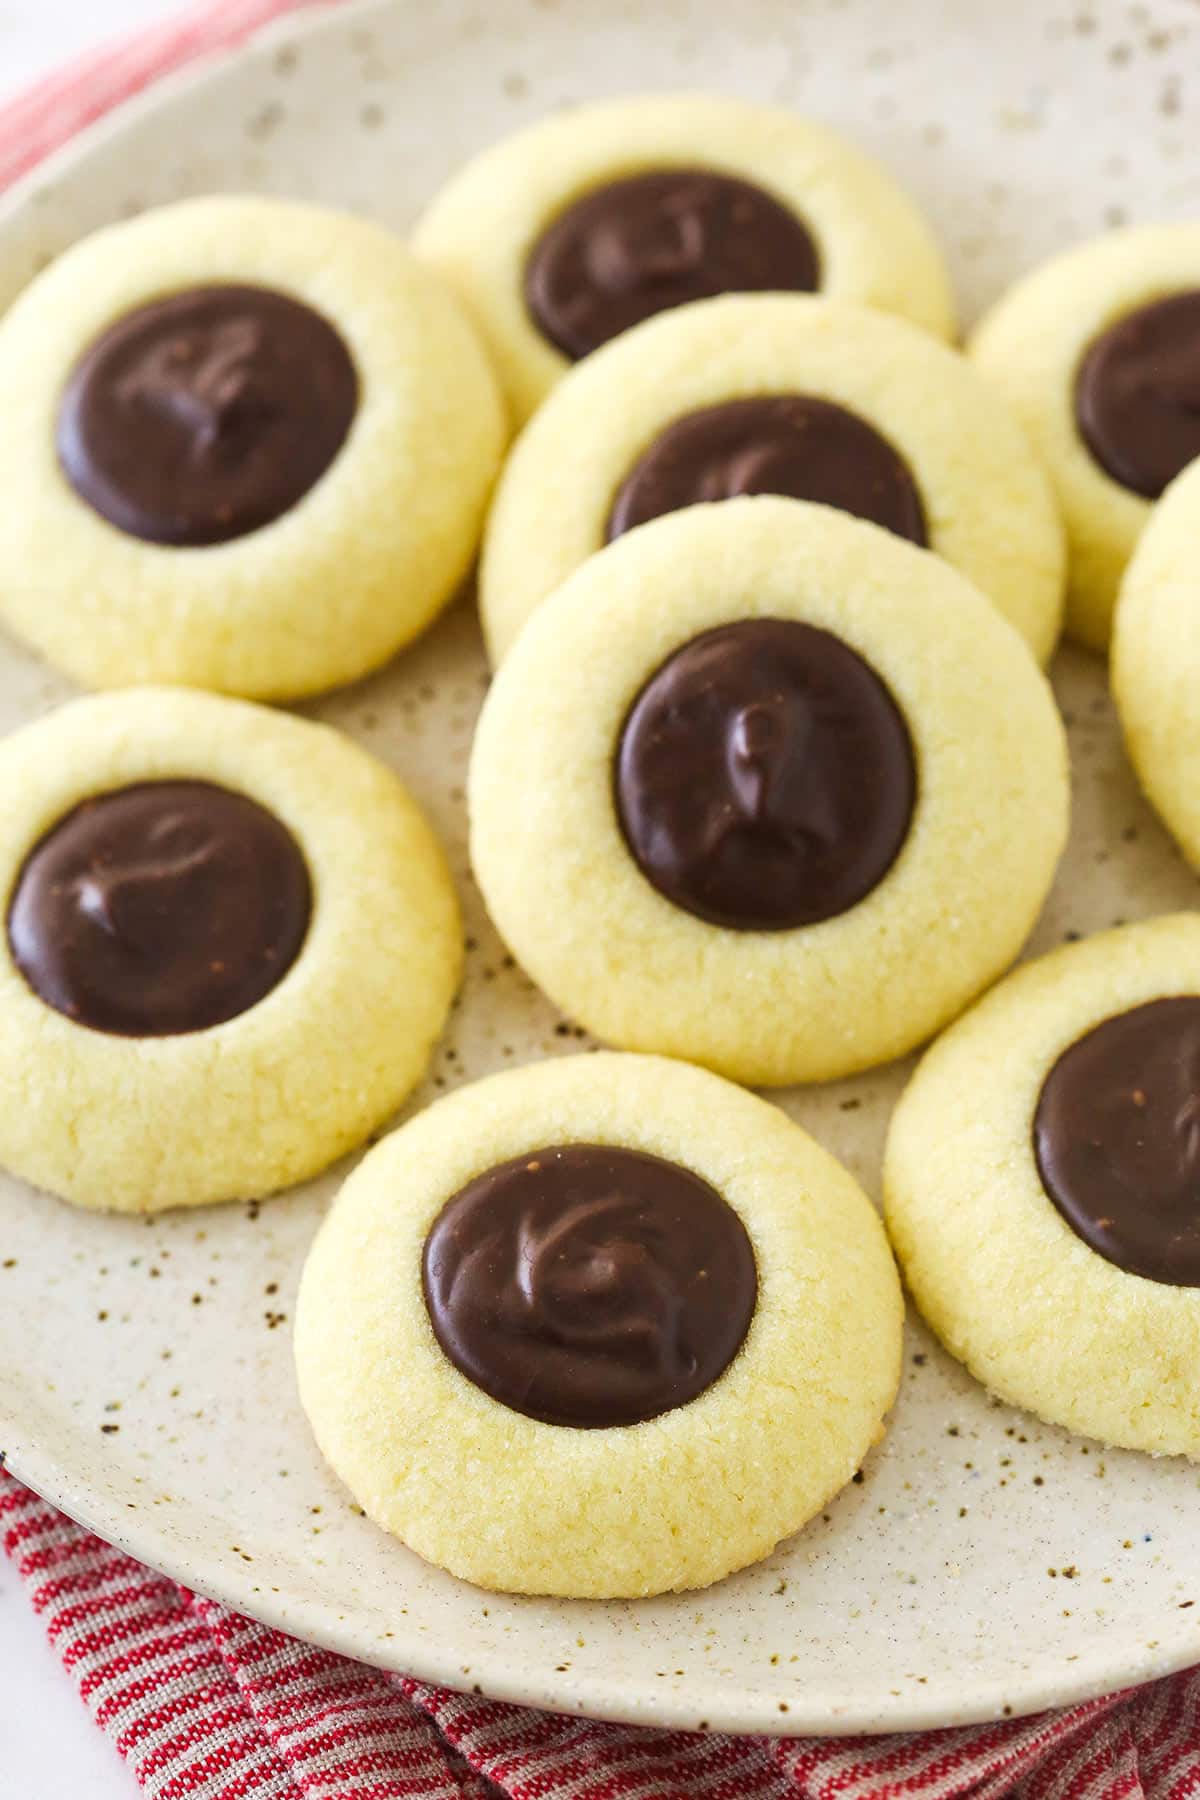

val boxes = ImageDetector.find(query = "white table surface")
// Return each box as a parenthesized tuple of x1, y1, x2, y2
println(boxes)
(0, 10, 195, 1792)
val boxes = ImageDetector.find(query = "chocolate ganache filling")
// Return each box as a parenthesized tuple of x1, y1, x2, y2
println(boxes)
(614, 618, 916, 931)
(8, 780, 312, 1036)
(422, 1143, 758, 1428)
(607, 396, 927, 546)
(525, 168, 819, 360)
(1074, 289, 1200, 500)
(1034, 995, 1200, 1287)
(57, 283, 358, 545)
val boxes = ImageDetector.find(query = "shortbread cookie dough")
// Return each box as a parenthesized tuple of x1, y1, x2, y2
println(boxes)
(0, 195, 505, 699)
(970, 223, 1200, 651)
(0, 688, 461, 1212)
(480, 295, 1064, 663)
(469, 498, 1068, 1086)
(884, 916, 1200, 1458)
(295, 1051, 903, 1596)
(414, 94, 956, 424)
(1113, 456, 1200, 867)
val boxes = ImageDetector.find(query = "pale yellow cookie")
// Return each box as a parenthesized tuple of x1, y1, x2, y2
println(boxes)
(0, 196, 505, 700)
(970, 224, 1200, 651)
(469, 499, 1069, 1087)
(481, 295, 1064, 664)
(414, 94, 956, 426)
(0, 688, 461, 1212)
(884, 917, 1200, 1459)
(1113, 456, 1200, 867)
(295, 1051, 903, 1597)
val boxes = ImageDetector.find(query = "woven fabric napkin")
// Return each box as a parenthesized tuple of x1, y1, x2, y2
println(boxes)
(1, 3, 1199, 1795)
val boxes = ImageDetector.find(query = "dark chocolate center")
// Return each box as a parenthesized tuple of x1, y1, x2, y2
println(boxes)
(614, 618, 916, 931)
(1033, 996, 1200, 1287)
(607, 395, 928, 545)
(57, 283, 359, 546)
(1074, 289, 1200, 499)
(8, 780, 312, 1036)
(525, 168, 820, 361)
(422, 1143, 757, 1429)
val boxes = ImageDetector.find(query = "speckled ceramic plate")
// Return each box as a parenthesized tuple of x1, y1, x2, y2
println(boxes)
(2, 0, 1200, 1741)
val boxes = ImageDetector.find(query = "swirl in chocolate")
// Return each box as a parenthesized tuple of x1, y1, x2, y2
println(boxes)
(524, 169, 819, 360)
(1074, 289, 1200, 499)
(8, 780, 311, 1036)
(1034, 996, 1200, 1287)
(615, 618, 916, 931)
(607, 395, 927, 545)
(57, 284, 358, 545)
(421, 1143, 757, 1428)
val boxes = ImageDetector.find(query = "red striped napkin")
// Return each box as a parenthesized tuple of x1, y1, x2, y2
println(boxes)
(2, 4, 1199, 1794)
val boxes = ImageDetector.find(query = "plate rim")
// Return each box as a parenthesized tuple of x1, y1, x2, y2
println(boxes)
(6, 1423, 1188, 1739)
(0, 0, 381, 235)
(1, 0, 1198, 1738)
